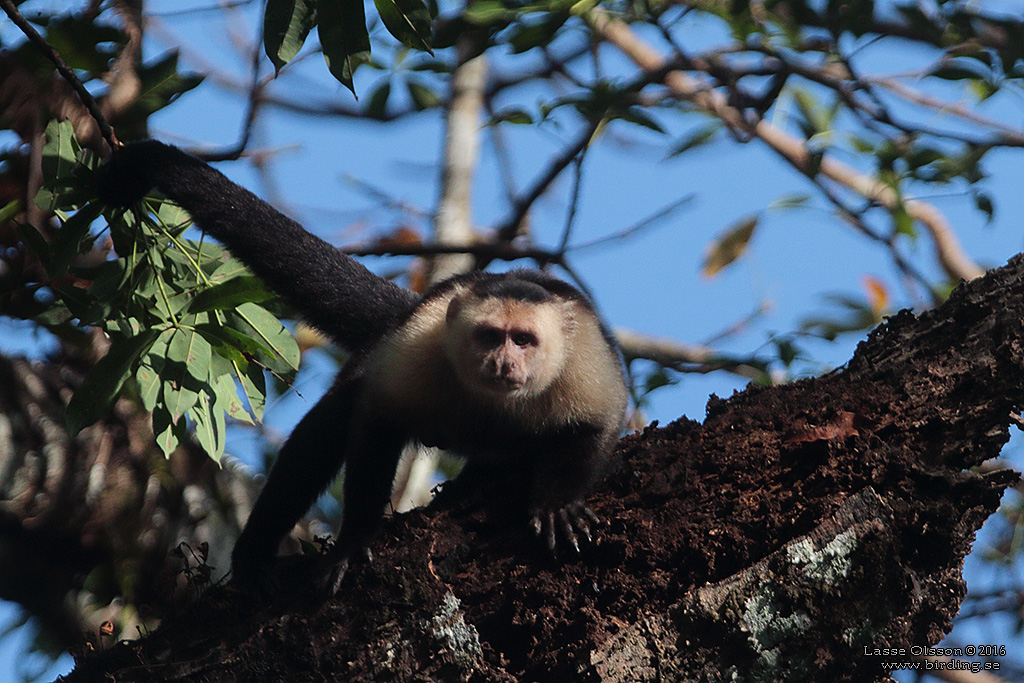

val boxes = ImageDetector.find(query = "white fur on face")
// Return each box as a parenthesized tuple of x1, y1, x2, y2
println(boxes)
(445, 296, 569, 400)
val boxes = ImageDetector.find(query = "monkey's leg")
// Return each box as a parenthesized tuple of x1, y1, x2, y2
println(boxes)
(320, 418, 407, 596)
(231, 381, 357, 592)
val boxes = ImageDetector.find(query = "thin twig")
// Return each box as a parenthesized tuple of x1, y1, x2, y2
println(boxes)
(557, 153, 587, 255)
(199, 19, 267, 162)
(573, 194, 695, 252)
(1, 0, 118, 149)
(495, 116, 602, 243)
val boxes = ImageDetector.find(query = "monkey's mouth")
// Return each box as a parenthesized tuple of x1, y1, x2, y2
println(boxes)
(481, 374, 526, 392)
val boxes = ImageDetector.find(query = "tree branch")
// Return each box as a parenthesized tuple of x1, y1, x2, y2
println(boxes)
(1, 0, 118, 150)
(587, 8, 985, 283)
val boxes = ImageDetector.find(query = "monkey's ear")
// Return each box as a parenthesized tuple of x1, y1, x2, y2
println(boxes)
(95, 140, 171, 208)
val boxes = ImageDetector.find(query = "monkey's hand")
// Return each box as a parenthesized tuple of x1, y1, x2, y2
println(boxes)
(530, 501, 600, 557)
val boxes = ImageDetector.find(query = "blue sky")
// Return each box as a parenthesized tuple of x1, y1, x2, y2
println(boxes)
(3, 0, 1024, 678)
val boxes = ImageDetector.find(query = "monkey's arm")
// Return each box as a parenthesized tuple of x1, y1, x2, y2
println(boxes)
(96, 141, 417, 352)
(231, 380, 357, 590)
(319, 412, 409, 595)
(528, 423, 619, 554)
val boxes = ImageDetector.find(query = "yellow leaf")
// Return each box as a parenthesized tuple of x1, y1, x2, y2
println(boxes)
(701, 215, 759, 278)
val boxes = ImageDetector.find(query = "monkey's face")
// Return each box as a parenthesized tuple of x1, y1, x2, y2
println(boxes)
(446, 296, 567, 400)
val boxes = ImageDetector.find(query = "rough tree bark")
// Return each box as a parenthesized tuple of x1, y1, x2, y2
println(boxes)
(61, 253, 1024, 681)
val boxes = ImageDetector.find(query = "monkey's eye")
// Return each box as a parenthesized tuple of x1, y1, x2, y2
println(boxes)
(474, 328, 505, 347)
(511, 332, 538, 348)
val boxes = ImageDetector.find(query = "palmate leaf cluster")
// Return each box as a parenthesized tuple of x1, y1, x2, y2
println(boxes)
(25, 121, 300, 461)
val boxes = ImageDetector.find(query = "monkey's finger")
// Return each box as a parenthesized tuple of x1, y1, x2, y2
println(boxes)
(530, 514, 543, 537)
(325, 557, 350, 598)
(545, 512, 558, 553)
(571, 512, 593, 545)
(558, 508, 581, 554)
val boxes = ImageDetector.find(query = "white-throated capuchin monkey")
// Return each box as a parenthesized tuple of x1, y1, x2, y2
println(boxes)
(96, 141, 628, 595)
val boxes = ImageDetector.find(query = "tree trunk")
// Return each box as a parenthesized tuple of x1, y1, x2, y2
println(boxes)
(62, 254, 1024, 681)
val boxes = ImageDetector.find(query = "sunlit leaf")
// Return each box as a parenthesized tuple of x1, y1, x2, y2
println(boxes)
(373, 0, 433, 52)
(463, 0, 512, 24)
(701, 215, 759, 278)
(862, 275, 888, 317)
(264, 0, 317, 71)
(153, 406, 181, 457)
(228, 302, 301, 372)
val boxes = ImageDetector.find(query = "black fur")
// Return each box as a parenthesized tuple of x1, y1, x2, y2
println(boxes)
(96, 141, 626, 592)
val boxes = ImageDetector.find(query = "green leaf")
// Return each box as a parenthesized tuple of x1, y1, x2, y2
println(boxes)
(47, 202, 103, 278)
(131, 51, 204, 119)
(15, 222, 49, 268)
(186, 276, 273, 314)
(195, 321, 275, 363)
(463, 0, 512, 24)
(373, 0, 433, 52)
(665, 123, 720, 158)
(407, 79, 441, 110)
(44, 15, 124, 73)
(488, 108, 534, 126)
(319, 0, 372, 95)
(137, 361, 162, 412)
(769, 193, 812, 211)
(37, 120, 89, 212)
(974, 191, 995, 224)
(238, 360, 267, 422)
(162, 377, 200, 422)
(701, 215, 759, 278)
(66, 329, 161, 434)
(0, 200, 22, 224)
(191, 393, 226, 461)
(229, 302, 301, 372)
(890, 204, 915, 238)
(508, 13, 567, 54)
(40, 120, 80, 195)
(617, 106, 666, 135)
(365, 80, 392, 119)
(168, 326, 214, 385)
(773, 338, 799, 367)
(214, 373, 255, 425)
(931, 60, 989, 81)
(152, 406, 181, 457)
(264, 0, 318, 71)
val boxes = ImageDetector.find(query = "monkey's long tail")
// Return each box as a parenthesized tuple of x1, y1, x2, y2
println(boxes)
(97, 140, 417, 352)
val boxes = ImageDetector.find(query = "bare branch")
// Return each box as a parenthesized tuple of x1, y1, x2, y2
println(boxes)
(615, 327, 769, 380)
(1, 0, 118, 150)
(588, 8, 985, 283)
